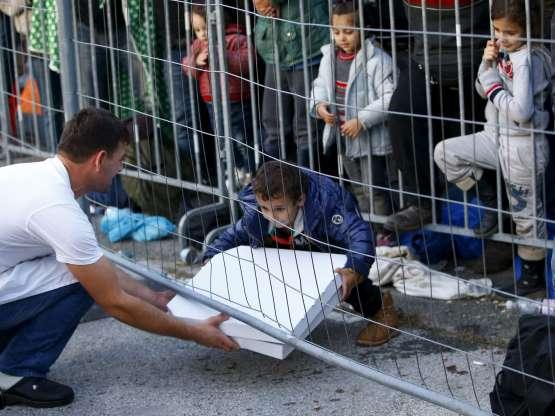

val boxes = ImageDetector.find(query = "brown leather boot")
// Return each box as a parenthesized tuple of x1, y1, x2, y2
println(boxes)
(356, 292, 399, 347)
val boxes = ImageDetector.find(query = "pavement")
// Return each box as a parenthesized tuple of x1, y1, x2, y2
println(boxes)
(2, 203, 527, 415)
(4, 308, 504, 416)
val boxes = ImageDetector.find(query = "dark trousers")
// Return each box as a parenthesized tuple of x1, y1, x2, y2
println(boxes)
(388, 53, 483, 207)
(206, 101, 256, 174)
(0, 283, 93, 378)
(346, 279, 382, 318)
(261, 64, 318, 168)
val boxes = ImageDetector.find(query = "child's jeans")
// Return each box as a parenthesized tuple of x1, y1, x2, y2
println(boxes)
(434, 129, 549, 261)
(206, 101, 256, 174)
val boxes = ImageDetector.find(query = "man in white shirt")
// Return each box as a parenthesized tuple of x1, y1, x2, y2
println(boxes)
(0, 108, 238, 409)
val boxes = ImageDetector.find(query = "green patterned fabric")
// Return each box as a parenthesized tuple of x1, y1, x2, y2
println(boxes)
(28, 0, 170, 129)
(29, 0, 59, 72)
(122, 0, 171, 127)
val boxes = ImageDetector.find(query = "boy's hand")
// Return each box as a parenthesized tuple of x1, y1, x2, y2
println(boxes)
(335, 267, 364, 301)
(483, 39, 499, 66)
(316, 103, 335, 124)
(341, 118, 363, 139)
(196, 49, 209, 67)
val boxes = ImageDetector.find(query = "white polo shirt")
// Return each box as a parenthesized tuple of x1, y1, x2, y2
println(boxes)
(0, 156, 102, 305)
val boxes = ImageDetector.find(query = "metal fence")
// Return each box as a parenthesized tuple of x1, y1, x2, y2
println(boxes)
(3, 0, 555, 414)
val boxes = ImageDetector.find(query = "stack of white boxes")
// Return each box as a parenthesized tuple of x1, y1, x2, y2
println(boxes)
(168, 246, 347, 359)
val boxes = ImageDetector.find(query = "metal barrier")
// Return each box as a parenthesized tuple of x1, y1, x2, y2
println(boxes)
(3, 0, 555, 414)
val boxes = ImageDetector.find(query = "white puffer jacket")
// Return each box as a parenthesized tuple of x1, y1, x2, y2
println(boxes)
(310, 39, 395, 158)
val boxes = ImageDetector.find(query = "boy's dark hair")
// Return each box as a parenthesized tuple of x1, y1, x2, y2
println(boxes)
(490, 0, 540, 38)
(252, 161, 308, 202)
(57, 108, 130, 163)
(331, 1, 360, 27)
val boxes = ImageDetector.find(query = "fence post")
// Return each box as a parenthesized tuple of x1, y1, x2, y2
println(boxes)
(0, 16, 11, 164)
(56, 0, 79, 120)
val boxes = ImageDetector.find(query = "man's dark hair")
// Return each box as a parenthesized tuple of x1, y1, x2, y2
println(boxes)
(252, 161, 308, 202)
(490, 0, 540, 38)
(57, 108, 131, 163)
(331, 1, 360, 27)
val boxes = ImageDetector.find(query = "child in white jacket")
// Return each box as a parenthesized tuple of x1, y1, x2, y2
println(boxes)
(310, 1, 395, 216)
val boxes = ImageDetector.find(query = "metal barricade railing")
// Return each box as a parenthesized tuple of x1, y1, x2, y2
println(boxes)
(4, 1, 555, 414)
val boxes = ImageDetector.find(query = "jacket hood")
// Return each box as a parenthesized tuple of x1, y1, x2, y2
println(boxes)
(225, 23, 246, 35)
(320, 37, 376, 62)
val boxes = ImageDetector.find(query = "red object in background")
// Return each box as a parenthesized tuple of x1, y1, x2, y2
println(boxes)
(8, 80, 17, 136)
(404, 0, 474, 8)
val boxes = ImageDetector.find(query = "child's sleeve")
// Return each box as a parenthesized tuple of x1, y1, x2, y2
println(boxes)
(226, 35, 251, 77)
(475, 61, 488, 99)
(202, 218, 252, 261)
(182, 41, 200, 79)
(358, 52, 395, 129)
(309, 49, 331, 119)
(328, 189, 374, 278)
(478, 55, 535, 123)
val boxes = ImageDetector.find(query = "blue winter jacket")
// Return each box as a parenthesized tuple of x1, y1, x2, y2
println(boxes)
(203, 172, 375, 277)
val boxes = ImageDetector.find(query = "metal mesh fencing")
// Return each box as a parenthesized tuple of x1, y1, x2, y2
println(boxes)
(3, 0, 555, 414)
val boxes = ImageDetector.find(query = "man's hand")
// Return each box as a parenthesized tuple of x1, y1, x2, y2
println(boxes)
(341, 118, 363, 139)
(196, 49, 209, 67)
(335, 267, 364, 301)
(483, 39, 499, 66)
(192, 313, 240, 352)
(316, 103, 335, 124)
(253, 0, 277, 16)
(152, 290, 175, 312)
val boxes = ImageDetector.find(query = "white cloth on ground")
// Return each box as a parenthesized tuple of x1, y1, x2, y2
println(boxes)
(368, 246, 492, 300)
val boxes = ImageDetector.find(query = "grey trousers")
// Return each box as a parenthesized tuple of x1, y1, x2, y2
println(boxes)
(434, 129, 549, 260)
(261, 63, 318, 167)
(343, 155, 393, 216)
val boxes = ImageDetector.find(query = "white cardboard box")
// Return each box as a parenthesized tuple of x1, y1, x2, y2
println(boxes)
(168, 246, 347, 359)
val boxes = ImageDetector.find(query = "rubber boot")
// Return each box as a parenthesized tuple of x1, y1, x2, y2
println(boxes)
(474, 175, 499, 238)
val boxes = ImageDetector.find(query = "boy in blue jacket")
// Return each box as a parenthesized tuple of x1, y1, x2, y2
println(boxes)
(204, 161, 399, 346)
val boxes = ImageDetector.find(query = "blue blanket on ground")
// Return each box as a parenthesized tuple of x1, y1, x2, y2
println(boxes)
(100, 208, 176, 243)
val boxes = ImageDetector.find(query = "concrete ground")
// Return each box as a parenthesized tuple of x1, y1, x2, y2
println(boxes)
(4, 308, 504, 416)
(4, 230, 521, 415)
(0, 159, 526, 415)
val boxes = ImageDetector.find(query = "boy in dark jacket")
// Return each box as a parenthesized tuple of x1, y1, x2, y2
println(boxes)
(204, 161, 399, 346)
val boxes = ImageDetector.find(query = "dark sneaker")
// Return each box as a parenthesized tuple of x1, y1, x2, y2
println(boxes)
(384, 205, 433, 232)
(497, 259, 546, 297)
(473, 209, 499, 238)
(2, 377, 74, 408)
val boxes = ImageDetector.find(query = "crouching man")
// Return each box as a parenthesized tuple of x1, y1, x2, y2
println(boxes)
(203, 161, 399, 347)
(0, 108, 238, 409)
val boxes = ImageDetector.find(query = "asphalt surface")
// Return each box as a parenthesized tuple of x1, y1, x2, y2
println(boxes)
(4, 309, 504, 416)
(2, 201, 529, 415)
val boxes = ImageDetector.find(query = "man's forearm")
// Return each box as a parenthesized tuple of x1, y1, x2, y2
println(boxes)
(115, 267, 159, 305)
(106, 290, 199, 341)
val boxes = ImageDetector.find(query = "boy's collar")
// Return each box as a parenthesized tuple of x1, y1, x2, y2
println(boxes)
(267, 208, 305, 236)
